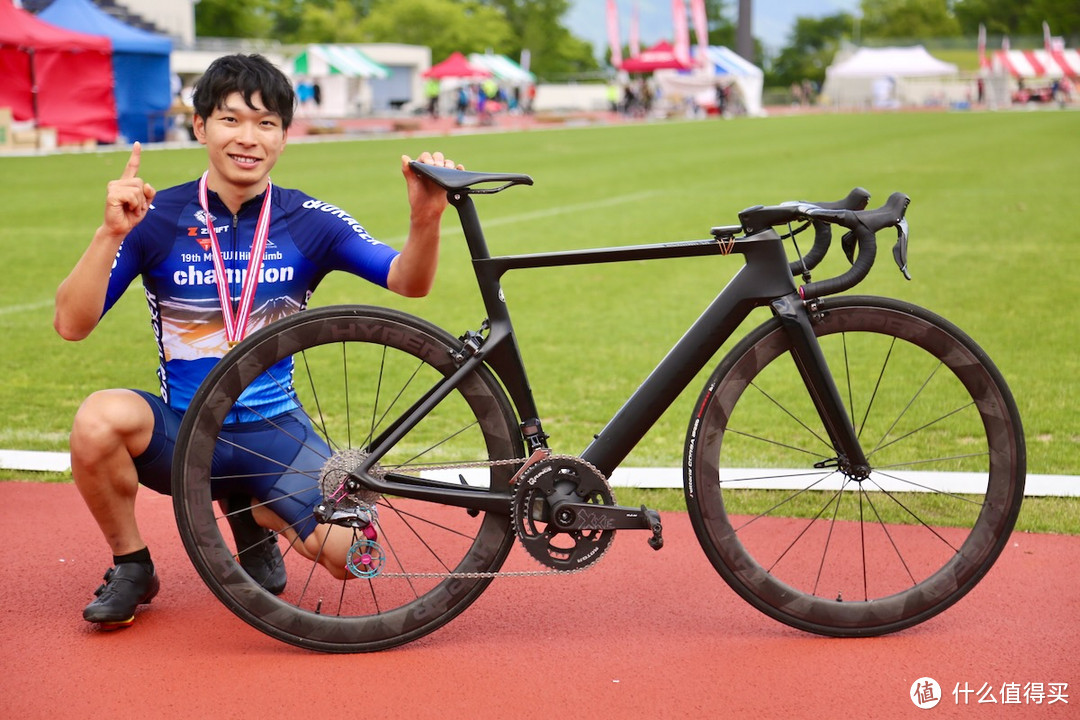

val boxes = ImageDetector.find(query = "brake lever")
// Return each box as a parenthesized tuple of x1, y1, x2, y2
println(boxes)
(892, 217, 911, 280)
(841, 230, 857, 264)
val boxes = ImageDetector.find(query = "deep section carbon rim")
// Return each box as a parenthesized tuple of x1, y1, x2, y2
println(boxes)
(685, 296, 1025, 636)
(173, 305, 523, 652)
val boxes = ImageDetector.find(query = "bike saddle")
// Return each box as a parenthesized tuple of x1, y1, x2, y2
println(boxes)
(409, 161, 533, 193)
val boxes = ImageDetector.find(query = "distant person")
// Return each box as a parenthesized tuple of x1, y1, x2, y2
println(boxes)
(54, 53, 463, 631)
(424, 77, 441, 117)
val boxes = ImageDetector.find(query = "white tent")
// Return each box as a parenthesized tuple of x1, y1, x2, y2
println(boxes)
(699, 46, 764, 117)
(290, 45, 390, 116)
(822, 46, 959, 108)
(653, 46, 765, 117)
(468, 53, 535, 85)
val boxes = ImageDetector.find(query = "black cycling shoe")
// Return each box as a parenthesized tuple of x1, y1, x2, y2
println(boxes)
(224, 496, 287, 595)
(83, 563, 160, 629)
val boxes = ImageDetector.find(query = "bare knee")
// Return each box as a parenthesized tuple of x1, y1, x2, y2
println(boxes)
(70, 390, 153, 466)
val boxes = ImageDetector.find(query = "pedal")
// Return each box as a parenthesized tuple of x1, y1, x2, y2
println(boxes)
(642, 506, 664, 550)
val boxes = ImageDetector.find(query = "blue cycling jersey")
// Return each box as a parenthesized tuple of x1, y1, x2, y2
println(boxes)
(104, 179, 399, 422)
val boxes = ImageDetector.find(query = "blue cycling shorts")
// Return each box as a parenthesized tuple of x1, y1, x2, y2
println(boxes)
(131, 390, 326, 539)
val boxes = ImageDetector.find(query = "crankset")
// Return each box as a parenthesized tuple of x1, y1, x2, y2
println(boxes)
(512, 455, 665, 572)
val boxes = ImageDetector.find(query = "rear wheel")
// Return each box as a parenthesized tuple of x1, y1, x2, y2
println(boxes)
(173, 305, 523, 652)
(685, 296, 1025, 636)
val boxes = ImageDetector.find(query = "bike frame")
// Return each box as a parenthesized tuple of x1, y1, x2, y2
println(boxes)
(355, 191, 869, 511)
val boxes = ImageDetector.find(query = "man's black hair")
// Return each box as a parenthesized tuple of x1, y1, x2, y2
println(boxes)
(192, 54, 296, 129)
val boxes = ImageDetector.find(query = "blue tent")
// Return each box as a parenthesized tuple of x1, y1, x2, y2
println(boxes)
(39, 0, 173, 142)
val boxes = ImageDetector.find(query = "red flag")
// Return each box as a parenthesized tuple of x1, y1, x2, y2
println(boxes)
(691, 0, 709, 67)
(629, 2, 641, 57)
(672, 0, 690, 65)
(607, 0, 622, 68)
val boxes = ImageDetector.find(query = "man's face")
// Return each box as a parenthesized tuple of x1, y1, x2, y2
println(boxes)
(193, 91, 287, 197)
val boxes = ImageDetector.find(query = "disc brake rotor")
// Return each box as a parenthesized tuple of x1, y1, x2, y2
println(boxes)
(512, 455, 615, 572)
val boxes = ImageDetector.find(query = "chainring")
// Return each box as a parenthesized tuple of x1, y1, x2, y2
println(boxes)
(512, 455, 615, 572)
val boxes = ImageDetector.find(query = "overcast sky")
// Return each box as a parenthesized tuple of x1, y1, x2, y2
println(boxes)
(565, 0, 861, 57)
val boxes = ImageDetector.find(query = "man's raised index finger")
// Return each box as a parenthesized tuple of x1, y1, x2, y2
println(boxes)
(120, 141, 141, 179)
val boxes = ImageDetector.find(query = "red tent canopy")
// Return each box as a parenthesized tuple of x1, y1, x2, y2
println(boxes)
(0, 0, 117, 144)
(422, 51, 491, 79)
(619, 40, 692, 73)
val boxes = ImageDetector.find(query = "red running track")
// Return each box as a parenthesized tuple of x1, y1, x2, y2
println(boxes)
(1, 481, 1076, 719)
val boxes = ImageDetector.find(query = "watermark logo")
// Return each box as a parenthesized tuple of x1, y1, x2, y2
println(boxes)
(911, 677, 942, 709)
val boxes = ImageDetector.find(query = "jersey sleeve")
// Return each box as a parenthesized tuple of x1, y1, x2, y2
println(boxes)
(288, 193, 399, 288)
(101, 224, 147, 316)
(100, 201, 177, 317)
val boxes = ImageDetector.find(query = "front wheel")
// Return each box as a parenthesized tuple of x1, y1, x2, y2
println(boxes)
(173, 305, 523, 652)
(684, 296, 1025, 636)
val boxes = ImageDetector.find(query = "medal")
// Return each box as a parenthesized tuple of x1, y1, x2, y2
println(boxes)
(197, 172, 272, 350)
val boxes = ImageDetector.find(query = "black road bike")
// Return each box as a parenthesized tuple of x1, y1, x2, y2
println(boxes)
(173, 164, 1025, 653)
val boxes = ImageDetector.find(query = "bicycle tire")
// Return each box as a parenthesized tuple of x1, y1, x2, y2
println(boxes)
(684, 295, 1025, 637)
(173, 305, 523, 652)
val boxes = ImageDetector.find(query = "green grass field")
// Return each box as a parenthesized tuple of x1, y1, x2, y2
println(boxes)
(1, 109, 1077, 530)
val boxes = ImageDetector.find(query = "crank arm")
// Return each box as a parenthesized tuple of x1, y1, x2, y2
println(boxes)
(549, 501, 664, 548)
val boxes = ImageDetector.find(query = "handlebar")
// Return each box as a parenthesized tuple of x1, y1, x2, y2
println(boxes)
(735, 189, 910, 299)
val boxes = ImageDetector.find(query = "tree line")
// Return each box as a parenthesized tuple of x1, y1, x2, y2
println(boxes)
(194, 0, 1078, 87)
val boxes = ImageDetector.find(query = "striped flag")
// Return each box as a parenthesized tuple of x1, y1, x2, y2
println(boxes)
(691, 0, 709, 68)
(978, 24, 989, 70)
(672, 0, 690, 65)
(607, 0, 622, 68)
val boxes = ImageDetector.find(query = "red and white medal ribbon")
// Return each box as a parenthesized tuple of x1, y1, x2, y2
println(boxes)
(197, 171, 273, 347)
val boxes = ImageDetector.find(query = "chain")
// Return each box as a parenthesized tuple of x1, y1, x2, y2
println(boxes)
(359, 455, 599, 581)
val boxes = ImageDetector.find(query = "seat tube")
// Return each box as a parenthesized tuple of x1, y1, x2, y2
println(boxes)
(771, 293, 870, 476)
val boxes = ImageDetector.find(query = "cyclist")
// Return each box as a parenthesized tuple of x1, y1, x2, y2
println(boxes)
(53, 53, 462, 629)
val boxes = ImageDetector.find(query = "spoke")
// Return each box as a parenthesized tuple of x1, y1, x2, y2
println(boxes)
(874, 450, 989, 471)
(748, 381, 834, 453)
(342, 341, 352, 449)
(842, 333, 856, 436)
(811, 478, 850, 596)
(718, 469, 833, 485)
(859, 487, 867, 600)
(870, 468, 986, 505)
(856, 335, 895, 440)
(861, 489, 918, 587)
(365, 345, 388, 450)
(726, 427, 833, 461)
(375, 498, 484, 541)
(731, 471, 836, 532)
(867, 402, 977, 460)
(298, 348, 339, 452)
(387, 419, 482, 470)
(763, 484, 846, 573)
(866, 361, 942, 456)
(862, 478, 962, 553)
(365, 358, 428, 450)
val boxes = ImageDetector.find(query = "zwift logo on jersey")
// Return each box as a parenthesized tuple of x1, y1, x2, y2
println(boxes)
(187, 209, 229, 250)
(302, 199, 384, 246)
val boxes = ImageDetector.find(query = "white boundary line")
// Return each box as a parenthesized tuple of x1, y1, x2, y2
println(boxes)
(0, 299, 53, 316)
(6, 451, 1074, 497)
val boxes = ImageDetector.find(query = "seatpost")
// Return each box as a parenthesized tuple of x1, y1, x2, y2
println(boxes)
(447, 191, 490, 260)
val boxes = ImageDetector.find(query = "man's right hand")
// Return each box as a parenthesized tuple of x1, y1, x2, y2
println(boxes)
(102, 142, 156, 239)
